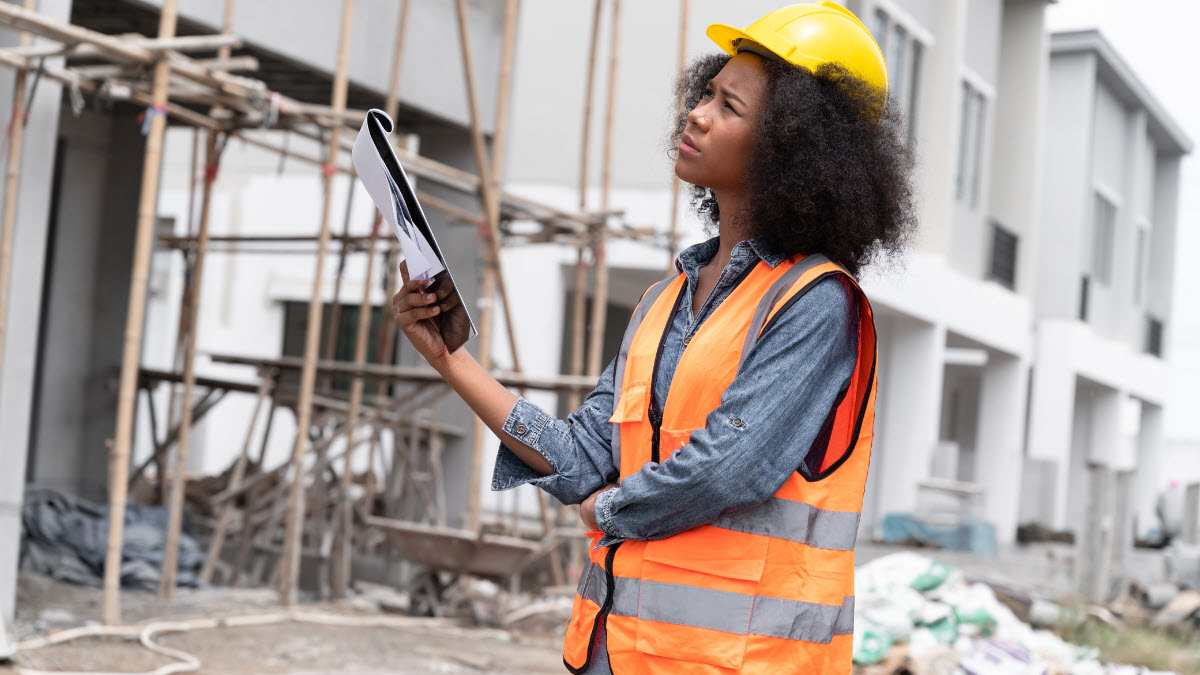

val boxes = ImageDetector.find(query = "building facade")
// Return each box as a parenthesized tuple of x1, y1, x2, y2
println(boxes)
(0, 0, 1191, 619)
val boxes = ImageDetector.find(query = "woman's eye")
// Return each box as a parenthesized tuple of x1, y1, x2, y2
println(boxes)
(701, 90, 713, 100)
(724, 102, 735, 111)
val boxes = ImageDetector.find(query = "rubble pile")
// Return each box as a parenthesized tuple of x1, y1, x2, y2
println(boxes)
(852, 552, 1187, 675)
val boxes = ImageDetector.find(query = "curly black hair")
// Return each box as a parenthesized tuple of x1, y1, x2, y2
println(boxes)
(669, 53, 917, 276)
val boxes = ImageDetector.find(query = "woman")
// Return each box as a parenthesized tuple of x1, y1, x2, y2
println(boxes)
(392, 2, 915, 672)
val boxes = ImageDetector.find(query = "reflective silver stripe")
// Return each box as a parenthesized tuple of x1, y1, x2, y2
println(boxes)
(576, 560, 597, 601)
(709, 496, 862, 551)
(747, 594, 841, 643)
(593, 574, 851, 644)
(611, 275, 677, 470)
(833, 595, 855, 636)
(638, 580, 755, 635)
(738, 253, 832, 371)
(579, 561, 604, 606)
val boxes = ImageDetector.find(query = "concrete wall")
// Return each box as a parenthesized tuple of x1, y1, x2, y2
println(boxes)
(988, 0, 1047, 296)
(0, 0, 72, 623)
(1034, 51, 1095, 320)
(28, 107, 146, 502)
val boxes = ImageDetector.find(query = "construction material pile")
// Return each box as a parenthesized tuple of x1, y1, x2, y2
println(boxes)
(852, 552, 1180, 675)
(19, 488, 204, 591)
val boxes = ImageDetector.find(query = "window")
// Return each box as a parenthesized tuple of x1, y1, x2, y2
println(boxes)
(1146, 317, 1163, 357)
(955, 80, 987, 207)
(870, 6, 924, 145)
(987, 221, 1018, 290)
(281, 301, 391, 395)
(1091, 192, 1116, 286)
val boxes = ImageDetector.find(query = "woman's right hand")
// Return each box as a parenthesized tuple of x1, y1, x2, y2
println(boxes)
(392, 260, 452, 365)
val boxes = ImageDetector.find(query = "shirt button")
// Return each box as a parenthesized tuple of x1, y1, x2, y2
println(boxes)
(515, 424, 528, 435)
(730, 417, 744, 428)
(682, 334, 692, 346)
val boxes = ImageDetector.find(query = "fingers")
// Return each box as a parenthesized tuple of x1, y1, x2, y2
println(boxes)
(399, 258, 410, 284)
(391, 285, 442, 324)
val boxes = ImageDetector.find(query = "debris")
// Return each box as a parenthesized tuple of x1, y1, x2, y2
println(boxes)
(1016, 522, 1075, 545)
(852, 553, 1171, 675)
(1137, 582, 1182, 611)
(1163, 542, 1200, 590)
(959, 638, 1047, 675)
(20, 487, 204, 591)
(1151, 589, 1200, 630)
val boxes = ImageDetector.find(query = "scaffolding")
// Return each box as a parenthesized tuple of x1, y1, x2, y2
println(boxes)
(0, 0, 691, 624)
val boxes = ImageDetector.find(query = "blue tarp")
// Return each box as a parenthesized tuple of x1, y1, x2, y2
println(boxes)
(878, 512, 997, 555)
(20, 487, 204, 590)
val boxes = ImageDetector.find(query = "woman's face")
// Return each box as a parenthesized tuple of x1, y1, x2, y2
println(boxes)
(674, 52, 767, 193)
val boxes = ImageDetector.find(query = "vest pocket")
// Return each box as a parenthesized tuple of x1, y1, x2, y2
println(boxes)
(635, 528, 769, 669)
(658, 427, 695, 459)
(608, 379, 648, 423)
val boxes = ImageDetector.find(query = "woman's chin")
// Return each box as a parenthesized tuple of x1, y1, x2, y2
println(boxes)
(672, 161, 704, 186)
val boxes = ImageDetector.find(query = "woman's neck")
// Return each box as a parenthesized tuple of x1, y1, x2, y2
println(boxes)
(711, 189, 750, 270)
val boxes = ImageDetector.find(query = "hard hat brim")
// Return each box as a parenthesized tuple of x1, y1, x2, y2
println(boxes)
(706, 22, 759, 58)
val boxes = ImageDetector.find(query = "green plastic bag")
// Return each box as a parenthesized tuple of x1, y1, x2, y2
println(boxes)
(852, 626, 894, 665)
(910, 560, 954, 592)
(925, 615, 958, 644)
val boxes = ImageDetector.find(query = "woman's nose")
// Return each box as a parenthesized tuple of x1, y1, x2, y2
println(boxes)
(687, 105, 709, 131)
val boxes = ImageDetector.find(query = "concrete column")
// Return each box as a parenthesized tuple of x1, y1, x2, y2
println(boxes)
(1028, 323, 1077, 529)
(1132, 403, 1165, 537)
(873, 318, 946, 521)
(973, 352, 1029, 545)
(0, 0, 71, 622)
(1089, 387, 1123, 466)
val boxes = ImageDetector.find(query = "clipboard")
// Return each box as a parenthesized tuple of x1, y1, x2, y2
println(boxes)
(352, 109, 478, 354)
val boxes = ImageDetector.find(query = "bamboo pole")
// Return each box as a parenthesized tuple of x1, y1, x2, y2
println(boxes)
(566, 0, 603, 414)
(665, 0, 688, 275)
(199, 370, 272, 582)
(103, 0, 178, 626)
(157, 0, 235, 600)
(586, 0, 620, 378)
(455, 0, 526, 533)
(0, 0, 36, 394)
(279, 0, 354, 606)
(319, 176, 357, 393)
(158, 128, 222, 598)
(159, 128, 202, 504)
(330, 0, 410, 600)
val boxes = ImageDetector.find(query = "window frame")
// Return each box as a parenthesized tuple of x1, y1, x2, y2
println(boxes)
(869, 0, 932, 147)
(954, 72, 993, 209)
(1090, 186, 1119, 287)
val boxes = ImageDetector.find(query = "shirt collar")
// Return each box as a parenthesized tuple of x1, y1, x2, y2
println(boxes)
(673, 235, 789, 274)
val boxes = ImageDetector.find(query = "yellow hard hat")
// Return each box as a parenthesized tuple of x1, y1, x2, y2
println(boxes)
(707, 1, 888, 98)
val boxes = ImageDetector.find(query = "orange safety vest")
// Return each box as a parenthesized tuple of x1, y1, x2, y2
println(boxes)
(563, 253, 878, 674)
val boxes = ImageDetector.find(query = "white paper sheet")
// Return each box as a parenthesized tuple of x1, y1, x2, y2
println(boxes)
(352, 112, 444, 283)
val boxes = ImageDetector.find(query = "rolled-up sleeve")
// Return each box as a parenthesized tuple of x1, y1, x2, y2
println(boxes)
(594, 276, 860, 546)
(490, 356, 620, 505)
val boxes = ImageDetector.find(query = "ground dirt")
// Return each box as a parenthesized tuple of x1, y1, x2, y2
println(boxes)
(4, 574, 565, 674)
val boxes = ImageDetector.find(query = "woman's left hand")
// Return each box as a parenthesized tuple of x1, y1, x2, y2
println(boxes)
(579, 483, 619, 531)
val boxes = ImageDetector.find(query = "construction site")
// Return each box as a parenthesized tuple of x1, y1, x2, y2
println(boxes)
(1, 0, 1199, 673)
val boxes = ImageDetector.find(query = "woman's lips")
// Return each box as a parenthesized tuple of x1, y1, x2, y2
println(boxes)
(679, 134, 700, 156)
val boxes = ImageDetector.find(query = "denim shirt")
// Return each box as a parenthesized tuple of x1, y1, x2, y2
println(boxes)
(491, 235, 859, 548)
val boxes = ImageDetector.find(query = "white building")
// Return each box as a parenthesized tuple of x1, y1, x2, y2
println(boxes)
(0, 0, 1192, 618)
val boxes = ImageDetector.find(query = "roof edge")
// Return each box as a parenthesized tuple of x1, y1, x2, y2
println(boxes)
(1051, 29, 1192, 155)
